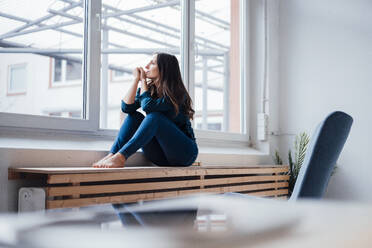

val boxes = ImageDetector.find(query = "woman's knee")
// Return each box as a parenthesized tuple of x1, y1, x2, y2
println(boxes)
(144, 112, 166, 121)
(142, 146, 169, 166)
(126, 111, 145, 122)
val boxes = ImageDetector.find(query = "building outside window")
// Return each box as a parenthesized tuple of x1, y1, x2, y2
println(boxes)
(53, 59, 62, 83)
(51, 58, 82, 86)
(111, 69, 126, 82)
(7, 63, 27, 95)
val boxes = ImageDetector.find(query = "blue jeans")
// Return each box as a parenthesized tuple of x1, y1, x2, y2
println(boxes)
(110, 111, 198, 166)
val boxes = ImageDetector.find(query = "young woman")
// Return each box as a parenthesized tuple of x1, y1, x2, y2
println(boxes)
(92, 53, 198, 168)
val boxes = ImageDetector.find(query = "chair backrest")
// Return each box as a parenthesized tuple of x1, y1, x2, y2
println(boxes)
(290, 111, 353, 201)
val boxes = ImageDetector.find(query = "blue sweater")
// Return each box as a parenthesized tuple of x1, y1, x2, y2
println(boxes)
(121, 88, 196, 141)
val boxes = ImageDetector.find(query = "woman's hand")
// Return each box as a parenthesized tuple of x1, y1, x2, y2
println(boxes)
(133, 67, 141, 83)
(139, 67, 147, 83)
(139, 67, 149, 92)
(124, 68, 141, 105)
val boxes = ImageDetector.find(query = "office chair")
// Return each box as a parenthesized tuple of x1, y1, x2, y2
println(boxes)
(289, 111, 353, 200)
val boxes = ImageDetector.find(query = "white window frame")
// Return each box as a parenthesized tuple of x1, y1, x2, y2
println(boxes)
(0, 0, 251, 147)
(186, 0, 250, 145)
(7, 63, 27, 95)
(0, 0, 100, 132)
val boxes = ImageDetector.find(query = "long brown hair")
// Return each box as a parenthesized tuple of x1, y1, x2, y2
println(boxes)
(148, 53, 195, 120)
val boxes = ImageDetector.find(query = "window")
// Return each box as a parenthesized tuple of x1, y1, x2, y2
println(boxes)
(7, 63, 27, 95)
(54, 59, 62, 82)
(193, 0, 242, 134)
(99, 0, 181, 130)
(51, 58, 82, 85)
(0, 0, 249, 144)
(66, 60, 82, 81)
(111, 69, 126, 82)
(0, 0, 85, 123)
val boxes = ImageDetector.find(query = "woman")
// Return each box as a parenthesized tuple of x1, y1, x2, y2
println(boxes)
(93, 53, 198, 168)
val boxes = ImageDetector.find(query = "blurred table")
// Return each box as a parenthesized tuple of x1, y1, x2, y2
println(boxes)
(0, 194, 371, 248)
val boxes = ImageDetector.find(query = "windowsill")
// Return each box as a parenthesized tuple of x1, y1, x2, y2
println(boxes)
(6, 91, 27, 96)
(0, 128, 272, 167)
(49, 82, 81, 89)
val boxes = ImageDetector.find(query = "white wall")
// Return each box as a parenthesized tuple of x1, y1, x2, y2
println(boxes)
(277, 0, 372, 202)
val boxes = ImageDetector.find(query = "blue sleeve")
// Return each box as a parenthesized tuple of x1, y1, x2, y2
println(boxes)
(138, 90, 173, 113)
(121, 88, 141, 113)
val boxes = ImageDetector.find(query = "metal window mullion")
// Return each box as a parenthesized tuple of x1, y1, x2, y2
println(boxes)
(240, 0, 249, 135)
(181, 1, 189, 88)
(0, 20, 80, 40)
(223, 52, 229, 132)
(103, 0, 180, 19)
(85, 0, 101, 129)
(202, 56, 208, 130)
(181, 0, 195, 124)
(0, 2, 81, 39)
(100, 8, 109, 129)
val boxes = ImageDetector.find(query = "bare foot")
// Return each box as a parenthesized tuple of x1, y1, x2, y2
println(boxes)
(100, 153, 126, 168)
(92, 153, 114, 168)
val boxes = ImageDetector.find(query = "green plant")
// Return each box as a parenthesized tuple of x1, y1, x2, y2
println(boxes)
(288, 132, 310, 194)
(273, 132, 310, 196)
(272, 150, 283, 165)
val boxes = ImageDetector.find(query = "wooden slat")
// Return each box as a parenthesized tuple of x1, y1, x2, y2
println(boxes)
(71, 182, 80, 199)
(48, 179, 201, 196)
(8, 169, 46, 180)
(47, 168, 201, 184)
(202, 167, 288, 176)
(47, 166, 289, 184)
(10, 165, 288, 174)
(200, 175, 205, 189)
(47, 189, 204, 209)
(46, 182, 288, 209)
(8, 168, 21, 180)
(204, 166, 289, 176)
(201, 182, 288, 194)
(202, 175, 289, 187)
(47, 175, 289, 197)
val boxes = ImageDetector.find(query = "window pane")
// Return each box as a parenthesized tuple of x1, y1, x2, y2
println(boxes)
(0, 1, 85, 119)
(9, 64, 27, 93)
(54, 59, 62, 82)
(100, 0, 181, 129)
(194, 0, 242, 133)
(66, 60, 82, 81)
(114, 70, 125, 78)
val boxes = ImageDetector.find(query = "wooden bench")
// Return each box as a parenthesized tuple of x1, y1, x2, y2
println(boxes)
(8, 165, 289, 209)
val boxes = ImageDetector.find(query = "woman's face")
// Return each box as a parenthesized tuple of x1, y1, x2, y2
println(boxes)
(145, 55, 160, 80)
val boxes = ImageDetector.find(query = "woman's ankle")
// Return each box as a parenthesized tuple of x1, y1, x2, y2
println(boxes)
(115, 152, 126, 162)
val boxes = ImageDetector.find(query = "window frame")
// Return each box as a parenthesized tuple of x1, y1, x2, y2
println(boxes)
(0, 0, 99, 131)
(7, 63, 27, 96)
(0, 0, 251, 147)
(186, 0, 250, 143)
